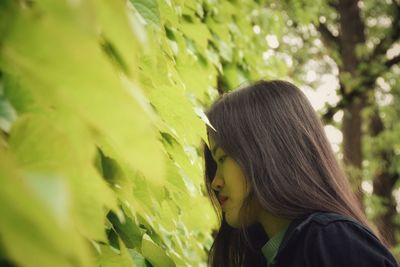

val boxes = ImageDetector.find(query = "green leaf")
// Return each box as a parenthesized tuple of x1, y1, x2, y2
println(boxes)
(206, 17, 231, 42)
(107, 211, 145, 249)
(0, 0, 290, 266)
(180, 196, 217, 232)
(9, 111, 118, 241)
(149, 84, 206, 146)
(0, 0, 17, 42)
(176, 54, 218, 103)
(128, 248, 150, 267)
(2, 73, 37, 113)
(0, 95, 17, 133)
(1, 1, 166, 186)
(23, 172, 70, 227)
(141, 234, 175, 267)
(130, 0, 160, 26)
(96, 238, 137, 267)
(178, 21, 211, 52)
(223, 64, 248, 89)
(158, 0, 179, 27)
(0, 147, 93, 267)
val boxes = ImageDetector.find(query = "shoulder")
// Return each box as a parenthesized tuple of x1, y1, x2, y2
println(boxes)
(295, 211, 362, 229)
(282, 211, 371, 243)
(301, 211, 379, 246)
(283, 211, 399, 267)
(291, 211, 382, 248)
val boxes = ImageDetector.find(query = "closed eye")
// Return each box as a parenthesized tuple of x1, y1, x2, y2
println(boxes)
(218, 155, 228, 164)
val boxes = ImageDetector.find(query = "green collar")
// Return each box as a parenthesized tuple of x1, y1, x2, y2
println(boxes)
(261, 226, 288, 265)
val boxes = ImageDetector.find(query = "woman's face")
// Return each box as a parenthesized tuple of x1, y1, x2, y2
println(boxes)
(209, 136, 256, 228)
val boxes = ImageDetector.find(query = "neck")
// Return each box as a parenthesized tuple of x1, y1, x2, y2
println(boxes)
(258, 211, 292, 238)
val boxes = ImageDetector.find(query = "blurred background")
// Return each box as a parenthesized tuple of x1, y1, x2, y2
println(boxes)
(0, 0, 399, 266)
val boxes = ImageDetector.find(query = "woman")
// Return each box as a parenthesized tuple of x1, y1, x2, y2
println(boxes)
(203, 80, 399, 267)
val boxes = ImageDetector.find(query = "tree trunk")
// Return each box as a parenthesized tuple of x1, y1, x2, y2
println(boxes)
(369, 107, 398, 246)
(315, 0, 400, 247)
(341, 94, 366, 209)
(337, 0, 399, 247)
(337, 0, 366, 209)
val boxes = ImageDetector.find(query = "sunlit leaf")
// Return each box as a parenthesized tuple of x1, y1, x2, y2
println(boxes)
(141, 234, 175, 267)
(130, 0, 160, 26)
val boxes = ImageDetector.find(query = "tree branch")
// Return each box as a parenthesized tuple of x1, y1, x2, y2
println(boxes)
(322, 44, 400, 124)
(317, 22, 340, 50)
(322, 53, 400, 124)
(365, 0, 400, 64)
(322, 88, 360, 124)
(386, 54, 400, 68)
(327, 1, 339, 10)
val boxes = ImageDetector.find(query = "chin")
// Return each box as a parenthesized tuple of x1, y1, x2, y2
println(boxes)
(225, 213, 244, 228)
(226, 219, 240, 228)
(225, 212, 256, 228)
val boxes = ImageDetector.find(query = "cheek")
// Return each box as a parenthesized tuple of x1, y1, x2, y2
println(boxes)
(224, 205, 241, 228)
(223, 164, 252, 227)
(224, 160, 247, 185)
(227, 175, 248, 201)
(225, 197, 258, 228)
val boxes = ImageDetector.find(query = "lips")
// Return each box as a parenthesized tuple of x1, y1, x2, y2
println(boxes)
(218, 195, 229, 206)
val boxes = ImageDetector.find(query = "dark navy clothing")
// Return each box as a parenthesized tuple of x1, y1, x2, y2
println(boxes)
(269, 211, 399, 267)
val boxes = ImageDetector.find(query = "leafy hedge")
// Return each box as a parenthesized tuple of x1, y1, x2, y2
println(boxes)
(0, 0, 291, 266)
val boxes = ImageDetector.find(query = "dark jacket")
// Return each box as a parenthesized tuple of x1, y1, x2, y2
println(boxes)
(270, 211, 399, 267)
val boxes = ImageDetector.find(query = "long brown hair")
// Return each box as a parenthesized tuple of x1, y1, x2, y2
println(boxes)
(203, 80, 384, 267)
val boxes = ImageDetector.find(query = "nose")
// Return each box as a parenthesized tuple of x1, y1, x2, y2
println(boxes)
(211, 171, 224, 192)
